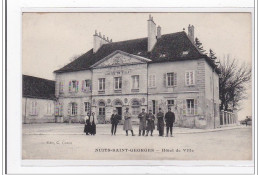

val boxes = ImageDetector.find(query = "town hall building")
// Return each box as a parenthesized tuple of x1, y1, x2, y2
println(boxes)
(53, 15, 222, 129)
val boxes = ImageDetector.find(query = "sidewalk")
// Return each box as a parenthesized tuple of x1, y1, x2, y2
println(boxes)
(22, 123, 246, 135)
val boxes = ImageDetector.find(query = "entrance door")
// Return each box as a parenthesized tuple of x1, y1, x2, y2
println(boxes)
(116, 107, 122, 119)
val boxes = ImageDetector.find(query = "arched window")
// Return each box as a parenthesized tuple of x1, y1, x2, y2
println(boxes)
(131, 100, 140, 115)
(98, 101, 105, 116)
(114, 100, 122, 106)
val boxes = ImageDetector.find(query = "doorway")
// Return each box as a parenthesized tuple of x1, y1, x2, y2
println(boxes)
(116, 107, 122, 118)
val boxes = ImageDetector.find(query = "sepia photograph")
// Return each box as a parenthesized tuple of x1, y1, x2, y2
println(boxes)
(22, 12, 253, 161)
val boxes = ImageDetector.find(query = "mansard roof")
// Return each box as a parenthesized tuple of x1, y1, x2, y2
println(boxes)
(54, 31, 218, 73)
(23, 75, 56, 100)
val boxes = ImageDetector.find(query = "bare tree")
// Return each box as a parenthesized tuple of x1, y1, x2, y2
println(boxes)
(219, 55, 251, 111)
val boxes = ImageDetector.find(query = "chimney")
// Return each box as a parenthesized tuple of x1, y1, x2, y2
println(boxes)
(188, 24, 195, 43)
(148, 14, 157, 52)
(157, 25, 161, 39)
(93, 30, 111, 53)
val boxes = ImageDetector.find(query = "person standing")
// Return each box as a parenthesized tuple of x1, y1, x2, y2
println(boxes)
(84, 112, 91, 135)
(165, 107, 175, 137)
(157, 108, 165, 136)
(138, 108, 147, 136)
(146, 109, 155, 136)
(89, 112, 97, 135)
(123, 108, 135, 136)
(110, 109, 120, 135)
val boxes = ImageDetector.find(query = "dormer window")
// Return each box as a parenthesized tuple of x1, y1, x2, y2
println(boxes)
(160, 54, 166, 58)
(182, 51, 189, 56)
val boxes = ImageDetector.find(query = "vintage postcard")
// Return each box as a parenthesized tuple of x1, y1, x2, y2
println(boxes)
(22, 12, 253, 161)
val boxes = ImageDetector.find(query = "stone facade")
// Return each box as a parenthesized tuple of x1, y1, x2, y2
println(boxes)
(22, 97, 55, 123)
(53, 15, 223, 129)
(55, 51, 220, 129)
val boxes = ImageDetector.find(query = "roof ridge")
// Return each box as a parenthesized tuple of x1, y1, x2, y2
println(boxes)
(103, 31, 185, 45)
(23, 74, 55, 82)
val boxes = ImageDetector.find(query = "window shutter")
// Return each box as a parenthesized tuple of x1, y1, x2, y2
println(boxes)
(148, 75, 152, 87)
(174, 72, 177, 86)
(61, 81, 64, 92)
(69, 81, 72, 92)
(192, 71, 195, 85)
(60, 103, 63, 116)
(163, 73, 167, 87)
(194, 99, 198, 115)
(55, 102, 58, 115)
(35, 101, 38, 115)
(185, 72, 189, 86)
(82, 80, 85, 92)
(80, 102, 84, 115)
(182, 99, 186, 115)
(153, 75, 156, 87)
(76, 81, 79, 92)
(30, 101, 33, 115)
(67, 103, 71, 115)
(75, 103, 78, 115)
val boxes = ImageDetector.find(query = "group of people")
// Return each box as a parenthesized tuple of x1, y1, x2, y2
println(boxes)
(84, 112, 97, 135)
(84, 107, 176, 137)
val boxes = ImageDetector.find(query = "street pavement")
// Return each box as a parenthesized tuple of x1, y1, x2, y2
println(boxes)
(22, 123, 245, 135)
(22, 123, 252, 160)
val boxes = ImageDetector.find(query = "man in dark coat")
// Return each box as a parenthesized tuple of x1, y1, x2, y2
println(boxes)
(138, 108, 147, 136)
(110, 109, 120, 135)
(165, 107, 175, 137)
(146, 109, 155, 136)
(157, 108, 164, 136)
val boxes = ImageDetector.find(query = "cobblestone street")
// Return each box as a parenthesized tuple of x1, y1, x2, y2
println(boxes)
(22, 124, 252, 160)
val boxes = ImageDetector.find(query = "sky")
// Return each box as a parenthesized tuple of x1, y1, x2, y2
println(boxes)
(22, 13, 252, 120)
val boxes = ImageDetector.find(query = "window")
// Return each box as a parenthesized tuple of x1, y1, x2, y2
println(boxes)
(167, 100, 174, 106)
(132, 75, 139, 89)
(71, 102, 77, 116)
(167, 72, 177, 87)
(55, 102, 63, 116)
(84, 102, 90, 113)
(30, 101, 37, 115)
(114, 77, 122, 90)
(46, 102, 52, 115)
(82, 80, 91, 92)
(183, 99, 198, 115)
(182, 51, 189, 56)
(59, 81, 64, 94)
(69, 80, 78, 92)
(131, 100, 140, 115)
(99, 78, 105, 91)
(149, 75, 156, 88)
(187, 99, 194, 115)
(98, 101, 105, 116)
(185, 71, 195, 86)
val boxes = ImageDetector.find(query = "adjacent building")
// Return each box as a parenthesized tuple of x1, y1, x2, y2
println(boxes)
(54, 15, 221, 129)
(22, 75, 56, 123)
